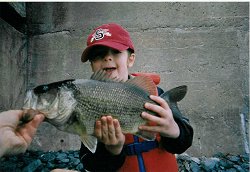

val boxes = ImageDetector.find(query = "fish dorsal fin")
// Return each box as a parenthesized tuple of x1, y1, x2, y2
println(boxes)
(131, 72, 161, 85)
(127, 76, 158, 96)
(90, 70, 122, 82)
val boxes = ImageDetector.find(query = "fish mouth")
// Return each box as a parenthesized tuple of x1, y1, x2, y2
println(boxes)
(23, 90, 38, 111)
(23, 88, 78, 126)
(23, 90, 51, 115)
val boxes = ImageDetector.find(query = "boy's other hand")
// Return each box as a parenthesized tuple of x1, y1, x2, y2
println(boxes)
(139, 95, 180, 139)
(94, 115, 125, 155)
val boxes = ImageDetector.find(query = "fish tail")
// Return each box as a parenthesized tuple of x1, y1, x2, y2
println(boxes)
(160, 85, 187, 120)
(160, 85, 187, 102)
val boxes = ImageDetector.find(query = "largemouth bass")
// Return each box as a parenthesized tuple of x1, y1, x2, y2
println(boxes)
(23, 70, 187, 153)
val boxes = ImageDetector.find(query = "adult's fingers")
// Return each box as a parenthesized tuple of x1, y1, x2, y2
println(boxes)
(30, 114, 45, 128)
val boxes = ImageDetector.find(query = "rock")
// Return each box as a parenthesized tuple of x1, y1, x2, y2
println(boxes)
(241, 162, 249, 170)
(233, 164, 246, 172)
(241, 154, 249, 162)
(201, 157, 219, 171)
(220, 159, 235, 169)
(190, 157, 201, 164)
(56, 152, 68, 161)
(76, 163, 84, 171)
(213, 152, 225, 158)
(184, 161, 190, 171)
(0, 150, 248, 171)
(40, 152, 56, 162)
(0, 161, 20, 172)
(190, 161, 200, 172)
(22, 159, 42, 172)
(225, 168, 237, 172)
(60, 158, 70, 163)
(72, 158, 81, 166)
(74, 151, 80, 158)
(228, 155, 241, 163)
(47, 162, 55, 169)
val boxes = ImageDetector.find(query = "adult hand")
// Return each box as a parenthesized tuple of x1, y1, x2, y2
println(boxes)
(0, 110, 44, 157)
(94, 116, 125, 155)
(139, 95, 180, 139)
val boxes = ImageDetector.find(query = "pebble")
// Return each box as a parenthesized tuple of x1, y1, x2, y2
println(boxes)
(177, 153, 249, 172)
(22, 159, 42, 172)
(0, 150, 83, 172)
(0, 151, 249, 171)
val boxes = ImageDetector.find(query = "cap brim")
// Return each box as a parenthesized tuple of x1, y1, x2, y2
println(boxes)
(81, 41, 129, 62)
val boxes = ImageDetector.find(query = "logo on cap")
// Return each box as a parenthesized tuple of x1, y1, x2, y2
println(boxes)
(90, 28, 111, 43)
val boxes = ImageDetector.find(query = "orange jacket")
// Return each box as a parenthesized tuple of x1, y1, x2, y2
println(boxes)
(118, 134, 178, 172)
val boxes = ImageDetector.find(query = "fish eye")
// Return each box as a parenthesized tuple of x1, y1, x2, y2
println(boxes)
(43, 85, 49, 91)
(34, 85, 49, 94)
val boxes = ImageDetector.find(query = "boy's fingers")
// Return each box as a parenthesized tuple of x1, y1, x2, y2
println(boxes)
(139, 125, 160, 133)
(94, 120, 102, 139)
(149, 95, 170, 110)
(107, 116, 116, 142)
(101, 116, 109, 142)
(113, 119, 123, 138)
(141, 112, 165, 126)
(144, 102, 167, 118)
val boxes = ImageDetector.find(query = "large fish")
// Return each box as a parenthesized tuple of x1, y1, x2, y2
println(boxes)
(23, 70, 187, 153)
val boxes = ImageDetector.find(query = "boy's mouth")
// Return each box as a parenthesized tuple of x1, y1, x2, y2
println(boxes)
(103, 67, 116, 73)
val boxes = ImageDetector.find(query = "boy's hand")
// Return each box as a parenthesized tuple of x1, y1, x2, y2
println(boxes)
(139, 95, 180, 139)
(94, 116, 125, 155)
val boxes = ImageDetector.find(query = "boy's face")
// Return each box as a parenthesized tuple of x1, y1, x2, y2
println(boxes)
(89, 46, 135, 81)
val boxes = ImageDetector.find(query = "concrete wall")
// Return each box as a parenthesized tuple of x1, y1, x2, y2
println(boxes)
(0, 18, 27, 110)
(1, 2, 249, 157)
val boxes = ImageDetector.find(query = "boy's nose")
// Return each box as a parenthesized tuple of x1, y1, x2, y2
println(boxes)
(104, 53, 113, 61)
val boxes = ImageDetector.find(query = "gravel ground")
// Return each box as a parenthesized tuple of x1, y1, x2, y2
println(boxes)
(0, 150, 249, 172)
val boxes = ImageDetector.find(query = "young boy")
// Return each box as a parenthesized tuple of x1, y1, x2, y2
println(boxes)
(79, 23, 193, 172)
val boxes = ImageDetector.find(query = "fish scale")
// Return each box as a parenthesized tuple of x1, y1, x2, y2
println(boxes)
(73, 80, 152, 134)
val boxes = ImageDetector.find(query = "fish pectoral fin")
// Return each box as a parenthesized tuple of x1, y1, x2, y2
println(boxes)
(134, 130, 156, 141)
(80, 135, 98, 153)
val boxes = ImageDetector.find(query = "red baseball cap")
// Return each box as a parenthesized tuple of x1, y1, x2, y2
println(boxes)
(81, 23, 135, 62)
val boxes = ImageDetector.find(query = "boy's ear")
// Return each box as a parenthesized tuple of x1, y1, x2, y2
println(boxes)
(127, 53, 135, 68)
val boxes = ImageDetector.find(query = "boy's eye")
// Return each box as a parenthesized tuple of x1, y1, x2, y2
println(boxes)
(111, 49, 121, 54)
(90, 55, 102, 62)
(88, 46, 121, 62)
